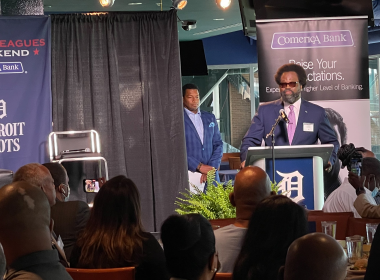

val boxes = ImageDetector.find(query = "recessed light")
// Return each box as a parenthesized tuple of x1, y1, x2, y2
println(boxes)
(213, 18, 225, 20)
(44, 5, 52, 8)
(128, 2, 142, 5)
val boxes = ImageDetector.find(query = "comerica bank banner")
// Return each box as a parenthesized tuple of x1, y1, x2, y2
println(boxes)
(256, 16, 369, 102)
(0, 16, 51, 172)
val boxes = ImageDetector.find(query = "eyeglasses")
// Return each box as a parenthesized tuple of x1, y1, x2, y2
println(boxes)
(279, 81, 299, 88)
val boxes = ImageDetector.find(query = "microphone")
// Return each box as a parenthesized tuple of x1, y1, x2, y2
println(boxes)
(279, 109, 289, 123)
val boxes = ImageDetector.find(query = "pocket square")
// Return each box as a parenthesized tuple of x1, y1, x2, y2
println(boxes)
(209, 122, 215, 127)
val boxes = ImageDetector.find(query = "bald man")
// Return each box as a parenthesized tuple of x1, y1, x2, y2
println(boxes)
(0, 182, 72, 280)
(279, 233, 347, 280)
(13, 163, 56, 206)
(214, 166, 271, 272)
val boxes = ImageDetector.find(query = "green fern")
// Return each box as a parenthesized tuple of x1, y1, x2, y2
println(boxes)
(175, 170, 286, 220)
(175, 169, 236, 219)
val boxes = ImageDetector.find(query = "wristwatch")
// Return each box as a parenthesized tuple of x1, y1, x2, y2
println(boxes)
(196, 163, 203, 172)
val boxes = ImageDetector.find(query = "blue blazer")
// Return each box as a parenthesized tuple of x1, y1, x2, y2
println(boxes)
(184, 110, 223, 172)
(240, 98, 339, 165)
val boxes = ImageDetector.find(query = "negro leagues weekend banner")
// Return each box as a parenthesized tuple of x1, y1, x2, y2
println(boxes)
(0, 16, 51, 172)
(256, 16, 369, 102)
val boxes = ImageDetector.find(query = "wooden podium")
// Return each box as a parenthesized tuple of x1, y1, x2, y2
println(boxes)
(245, 144, 334, 210)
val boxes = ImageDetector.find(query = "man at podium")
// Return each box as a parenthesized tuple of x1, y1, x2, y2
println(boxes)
(240, 63, 339, 171)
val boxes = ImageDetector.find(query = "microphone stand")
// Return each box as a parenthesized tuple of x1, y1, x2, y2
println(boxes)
(266, 115, 282, 183)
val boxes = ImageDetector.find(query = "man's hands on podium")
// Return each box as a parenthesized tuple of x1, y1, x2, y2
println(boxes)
(240, 161, 245, 170)
(199, 164, 215, 183)
(324, 161, 332, 173)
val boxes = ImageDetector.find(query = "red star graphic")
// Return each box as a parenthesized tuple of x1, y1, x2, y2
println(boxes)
(33, 48, 39, 55)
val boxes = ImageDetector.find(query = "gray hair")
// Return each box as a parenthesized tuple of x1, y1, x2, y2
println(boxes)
(13, 163, 51, 187)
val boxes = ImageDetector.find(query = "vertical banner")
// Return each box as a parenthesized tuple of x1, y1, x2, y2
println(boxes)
(255, 16, 370, 202)
(0, 16, 51, 172)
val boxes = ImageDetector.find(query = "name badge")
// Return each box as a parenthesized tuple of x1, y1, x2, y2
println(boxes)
(303, 123, 314, 132)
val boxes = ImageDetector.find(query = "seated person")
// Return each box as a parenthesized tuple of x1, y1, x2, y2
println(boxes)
(70, 175, 168, 280)
(43, 163, 90, 261)
(233, 195, 308, 280)
(278, 233, 347, 280)
(350, 171, 380, 218)
(323, 144, 378, 217)
(214, 166, 271, 272)
(161, 214, 218, 280)
(0, 182, 72, 280)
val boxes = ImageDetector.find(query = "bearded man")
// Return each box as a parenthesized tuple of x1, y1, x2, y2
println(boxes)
(240, 63, 339, 172)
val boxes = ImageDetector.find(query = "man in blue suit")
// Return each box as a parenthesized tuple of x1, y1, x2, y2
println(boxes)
(240, 63, 339, 172)
(183, 83, 223, 184)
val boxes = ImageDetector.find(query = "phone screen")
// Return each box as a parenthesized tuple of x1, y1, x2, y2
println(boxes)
(350, 157, 362, 176)
(83, 179, 100, 193)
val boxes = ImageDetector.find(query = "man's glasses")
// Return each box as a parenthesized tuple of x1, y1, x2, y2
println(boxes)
(279, 81, 299, 88)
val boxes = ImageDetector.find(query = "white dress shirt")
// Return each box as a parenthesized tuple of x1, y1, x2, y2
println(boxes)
(323, 177, 376, 218)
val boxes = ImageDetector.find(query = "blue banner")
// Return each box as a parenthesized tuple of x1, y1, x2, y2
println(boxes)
(0, 16, 51, 172)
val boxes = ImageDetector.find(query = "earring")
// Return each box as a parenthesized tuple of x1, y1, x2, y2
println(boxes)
(211, 268, 217, 273)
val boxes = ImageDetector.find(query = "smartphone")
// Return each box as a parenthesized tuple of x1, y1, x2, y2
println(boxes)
(350, 156, 362, 177)
(83, 179, 100, 193)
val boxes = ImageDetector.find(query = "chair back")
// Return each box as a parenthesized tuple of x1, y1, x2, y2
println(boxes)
(48, 130, 101, 161)
(228, 157, 241, 170)
(66, 267, 135, 280)
(214, 273, 233, 280)
(307, 211, 353, 240)
(346, 217, 380, 238)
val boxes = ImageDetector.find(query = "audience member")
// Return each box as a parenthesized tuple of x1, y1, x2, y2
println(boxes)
(278, 233, 347, 280)
(0, 243, 5, 279)
(0, 182, 72, 280)
(12, 163, 69, 266)
(350, 164, 380, 218)
(233, 195, 308, 280)
(161, 214, 218, 280)
(364, 224, 380, 279)
(43, 163, 90, 260)
(214, 166, 271, 272)
(323, 144, 377, 217)
(12, 163, 56, 206)
(70, 175, 168, 280)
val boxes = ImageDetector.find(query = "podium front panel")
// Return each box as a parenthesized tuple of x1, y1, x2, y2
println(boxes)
(266, 158, 315, 210)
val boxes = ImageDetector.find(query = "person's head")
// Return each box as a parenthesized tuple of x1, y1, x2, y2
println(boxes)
(230, 166, 271, 222)
(362, 157, 380, 191)
(274, 63, 307, 104)
(77, 175, 145, 268)
(0, 181, 53, 266)
(13, 163, 56, 206)
(338, 143, 374, 170)
(42, 163, 70, 202)
(161, 214, 217, 280)
(0, 243, 5, 279)
(182, 83, 200, 113)
(233, 195, 308, 280)
(279, 233, 347, 280)
(325, 108, 347, 147)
